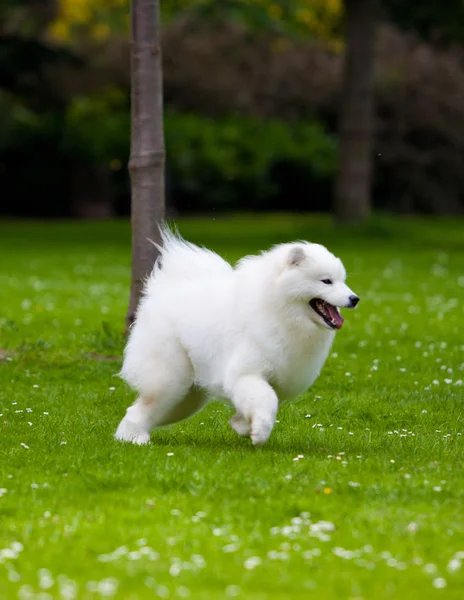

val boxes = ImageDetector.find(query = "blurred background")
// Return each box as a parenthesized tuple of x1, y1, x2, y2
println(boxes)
(1, 0, 464, 220)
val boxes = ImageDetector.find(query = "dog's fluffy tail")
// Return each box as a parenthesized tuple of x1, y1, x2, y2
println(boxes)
(144, 225, 232, 292)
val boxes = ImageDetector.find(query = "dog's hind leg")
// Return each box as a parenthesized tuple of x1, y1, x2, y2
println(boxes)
(115, 346, 204, 445)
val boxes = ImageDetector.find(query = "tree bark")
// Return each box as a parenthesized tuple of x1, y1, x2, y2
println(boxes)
(126, 0, 165, 330)
(334, 0, 378, 224)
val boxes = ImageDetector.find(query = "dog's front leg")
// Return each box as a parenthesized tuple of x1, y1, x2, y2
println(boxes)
(229, 375, 278, 446)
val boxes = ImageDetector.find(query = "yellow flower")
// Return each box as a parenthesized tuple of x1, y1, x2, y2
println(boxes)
(49, 20, 70, 42)
(92, 23, 111, 41)
(268, 4, 282, 20)
(323, 487, 333, 495)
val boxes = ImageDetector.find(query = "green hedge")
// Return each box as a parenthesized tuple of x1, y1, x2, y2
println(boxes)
(166, 111, 337, 208)
(1, 89, 338, 212)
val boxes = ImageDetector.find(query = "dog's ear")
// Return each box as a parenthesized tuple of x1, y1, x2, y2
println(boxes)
(288, 246, 306, 266)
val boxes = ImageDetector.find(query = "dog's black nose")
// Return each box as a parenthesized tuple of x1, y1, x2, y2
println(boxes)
(349, 295, 360, 308)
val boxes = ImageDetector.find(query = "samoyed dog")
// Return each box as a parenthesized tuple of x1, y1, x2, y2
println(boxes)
(115, 228, 359, 446)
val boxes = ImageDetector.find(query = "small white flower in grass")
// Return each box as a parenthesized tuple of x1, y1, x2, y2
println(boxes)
(244, 556, 262, 570)
(447, 558, 461, 573)
(390, 459, 395, 463)
(43, 412, 49, 415)
(348, 482, 360, 488)
(432, 578, 447, 589)
(38, 569, 54, 590)
(345, 372, 351, 377)
(433, 486, 442, 492)
(222, 543, 240, 553)
(0, 488, 7, 497)
(423, 563, 437, 574)
(97, 578, 119, 597)
(177, 586, 191, 598)
(156, 585, 170, 598)
(18, 585, 34, 600)
(109, 387, 116, 391)
(57, 576, 78, 600)
(444, 379, 452, 384)
(12, 542, 23, 553)
(21, 443, 29, 449)
(191, 554, 206, 568)
(305, 414, 312, 418)
(407, 522, 419, 533)
(169, 563, 181, 577)
(349, 432, 354, 436)
(226, 585, 241, 597)
(167, 452, 174, 457)
(33, 385, 39, 389)
(333, 547, 354, 560)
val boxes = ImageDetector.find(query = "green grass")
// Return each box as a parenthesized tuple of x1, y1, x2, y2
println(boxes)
(0, 214, 463, 600)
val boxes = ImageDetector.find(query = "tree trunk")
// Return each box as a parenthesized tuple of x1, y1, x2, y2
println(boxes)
(126, 0, 165, 330)
(334, 0, 378, 224)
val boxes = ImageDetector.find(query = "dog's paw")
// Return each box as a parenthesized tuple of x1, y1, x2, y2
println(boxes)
(229, 413, 251, 437)
(115, 419, 151, 445)
(250, 417, 273, 446)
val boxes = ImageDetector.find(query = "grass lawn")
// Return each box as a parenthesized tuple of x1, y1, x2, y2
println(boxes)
(0, 214, 463, 600)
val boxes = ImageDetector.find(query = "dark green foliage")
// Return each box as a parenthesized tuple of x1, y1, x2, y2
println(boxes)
(166, 111, 337, 210)
(384, 0, 464, 43)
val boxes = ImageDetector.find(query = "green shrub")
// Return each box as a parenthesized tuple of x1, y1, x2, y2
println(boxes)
(1, 87, 338, 213)
(165, 111, 338, 209)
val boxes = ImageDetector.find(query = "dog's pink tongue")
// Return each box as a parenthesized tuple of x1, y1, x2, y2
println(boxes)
(327, 304, 344, 329)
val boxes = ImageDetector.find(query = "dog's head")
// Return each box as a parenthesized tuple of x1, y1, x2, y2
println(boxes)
(277, 243, 359, 330)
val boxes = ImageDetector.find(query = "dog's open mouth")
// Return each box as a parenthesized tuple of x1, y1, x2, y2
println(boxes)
(309, 299, 344, 330)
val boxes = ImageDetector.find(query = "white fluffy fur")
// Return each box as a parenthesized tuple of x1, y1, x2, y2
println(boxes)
(115, 227, 358, 446)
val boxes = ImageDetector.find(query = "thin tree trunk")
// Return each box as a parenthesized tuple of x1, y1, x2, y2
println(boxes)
(126, 0, 165, 330)
(334, 0, 378, 223)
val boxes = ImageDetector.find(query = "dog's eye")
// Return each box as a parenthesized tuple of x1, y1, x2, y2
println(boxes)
(321, 279, 333, 285)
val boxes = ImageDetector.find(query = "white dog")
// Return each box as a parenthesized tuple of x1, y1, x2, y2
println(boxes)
(115, 228, 359, 446)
